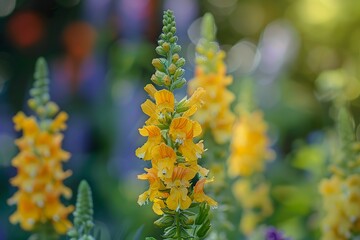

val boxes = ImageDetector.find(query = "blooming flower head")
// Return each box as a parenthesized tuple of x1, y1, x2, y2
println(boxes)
(319, 174, 360, 239)
(188, 14, 235, 144)
(136, 12, 215, 234)
(8, 58, 73, 234)
(319, 108, 360, 240)
(228, 111, 274, 177)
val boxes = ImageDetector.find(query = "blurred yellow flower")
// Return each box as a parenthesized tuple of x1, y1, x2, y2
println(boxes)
(228, 111, 274, 177)
(319, 174, 360, 240)
(188, 46, 235, 144)
(8, 111, 73, 234)
(193, 178, 217, 207)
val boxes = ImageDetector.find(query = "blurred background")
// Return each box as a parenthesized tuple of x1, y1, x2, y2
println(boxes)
(1, 0, 360, 239)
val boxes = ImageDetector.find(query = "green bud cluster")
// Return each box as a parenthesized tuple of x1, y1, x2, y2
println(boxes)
(28, 57, 59, 121)
(68, 180, 95, 240)
(336, 107, 360, 172)
(151, 10, 186, 91)
(195, 13, 221, 74)
(152, 203, 211, 239)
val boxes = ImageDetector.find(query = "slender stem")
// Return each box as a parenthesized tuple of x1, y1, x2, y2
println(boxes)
(175, 210, 181, 240)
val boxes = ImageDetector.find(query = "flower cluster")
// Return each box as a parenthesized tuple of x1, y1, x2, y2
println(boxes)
(228, 111, 274, 177)
(319, 174, 360, 239)
(136, 10, 216, 219)
(228, 102, 274, 235)
(319, 107, 360, 240)
(188, 14, 235, 145)
(8, 58, 73, 235)
(232, 180, 273, 235)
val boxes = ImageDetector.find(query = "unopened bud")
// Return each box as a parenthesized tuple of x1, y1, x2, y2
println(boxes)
(163, 75, 171, 86)
(162, 42, 170, 52)
(172, 54, 180, 63)
(151, 74, 162, 86)
(168, 64, 177, 75)
(173, 45, 181, 53)
(174, 68, 185, 80)
(28, 99, 37, 110)
(155, 46, 166, 56)
(175, 58, 185, 67)
(152, 59, 165, 71)
(173, 78, 186, 89)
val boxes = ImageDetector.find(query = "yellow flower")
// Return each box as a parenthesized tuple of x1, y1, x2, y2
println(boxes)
(193, 178, 217, 207)
(169, 117, 204, 161)
(141, 88, 175, 125)
(165, 166, 197, 211)
(188, 48, 235, 144)
(135, 125, 163, 160)
(320, 174, 360, 239)
(8, 112, 73, 234)
(137, 167, 168, 204)
(151, 143, 176, 179)
(228, 111, 274, 177)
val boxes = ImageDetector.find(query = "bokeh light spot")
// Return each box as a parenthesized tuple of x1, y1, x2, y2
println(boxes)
(7, 11, 44, 49)
(0, 0, 16, 17)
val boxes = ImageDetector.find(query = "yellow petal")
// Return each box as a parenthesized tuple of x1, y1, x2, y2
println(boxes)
(144, 84, 157, 98)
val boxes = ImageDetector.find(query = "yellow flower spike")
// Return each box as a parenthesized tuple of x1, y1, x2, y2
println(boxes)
(188, 13, 235, 144)
(135, 125, 163, 160)
(8, 57, 73, 236)
(137, 10, 215, 239)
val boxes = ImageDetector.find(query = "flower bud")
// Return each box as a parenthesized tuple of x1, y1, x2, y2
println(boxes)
(152, 58, 165, 72)
(168, 64, 177, 75)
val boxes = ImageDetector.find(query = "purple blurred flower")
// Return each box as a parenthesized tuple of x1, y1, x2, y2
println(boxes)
(266, 227, 291, 240)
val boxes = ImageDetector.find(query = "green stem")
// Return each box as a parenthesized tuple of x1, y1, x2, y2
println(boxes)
(175, 210, 181, 240)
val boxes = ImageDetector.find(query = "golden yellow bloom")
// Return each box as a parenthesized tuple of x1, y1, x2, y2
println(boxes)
(169, 117, 204, 161)
(8, 112, 73, 234)
(135, 125, 163, 160)
(151, 143, 176, 179)
(141, 88, 175, 125)
(164, 166, 197, 211)
(193, 178, 217, 207)
(319, 174, 360, 240)
(228, 111, 274, 177)
(188, 48, 235, 144)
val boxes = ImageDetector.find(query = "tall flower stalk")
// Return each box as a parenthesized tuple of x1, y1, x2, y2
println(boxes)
(319, 107, 360, 239)
(68, 180, 95, 240)
(188, 13, 235, 145)
(188, 13, 236, 239)
(228, 79, 274, 236)
(8, 57, 73, 239)
(136, 10, 216, 239)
